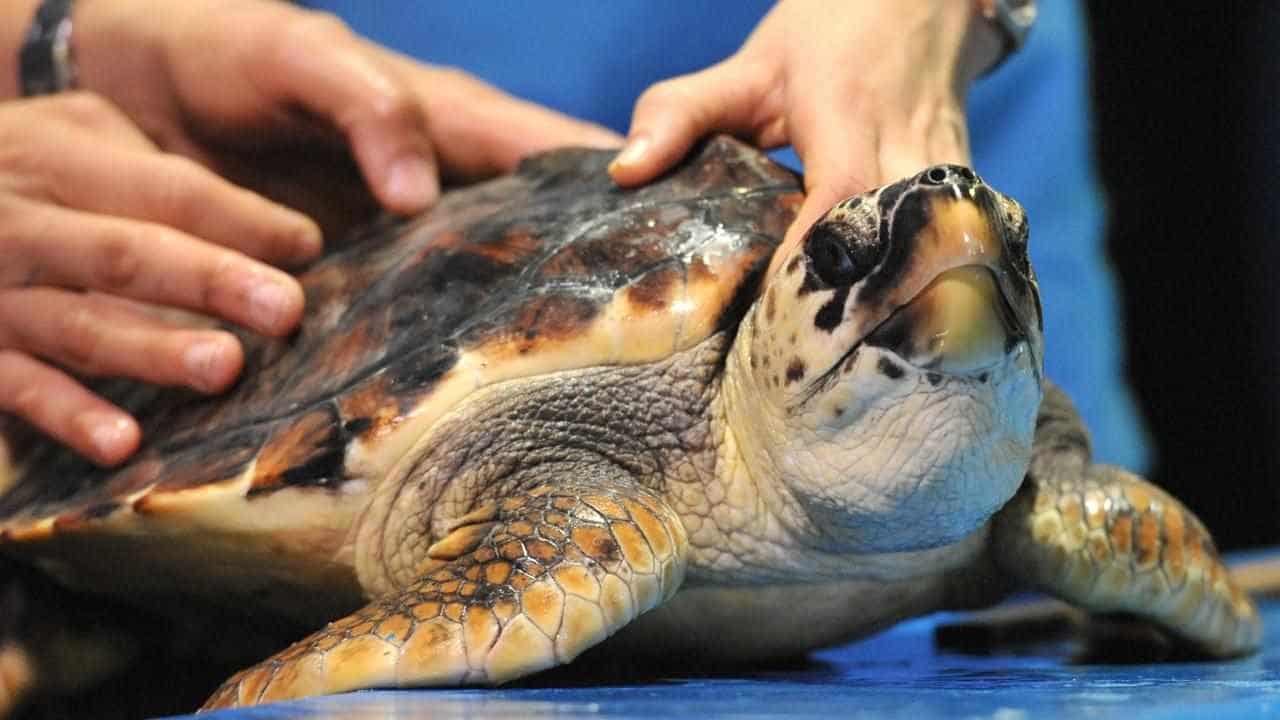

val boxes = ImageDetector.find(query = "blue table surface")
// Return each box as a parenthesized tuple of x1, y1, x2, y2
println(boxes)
(177, 579, 1280, 719)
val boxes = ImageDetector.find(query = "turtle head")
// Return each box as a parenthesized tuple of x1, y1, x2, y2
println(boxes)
(725, 165, 1044, 553)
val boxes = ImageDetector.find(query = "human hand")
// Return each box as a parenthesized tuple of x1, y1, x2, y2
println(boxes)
(609, 0, 1004, 271)
(0, 93, 318, 466)
(72, 0, 620, 229)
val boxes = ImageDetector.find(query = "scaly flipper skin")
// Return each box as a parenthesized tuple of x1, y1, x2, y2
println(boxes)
(990, 385, 1262, 657)
(202, 483, 687, 709)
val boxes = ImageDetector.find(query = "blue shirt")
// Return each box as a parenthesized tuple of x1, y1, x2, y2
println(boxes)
(303, 0, 1148, 469)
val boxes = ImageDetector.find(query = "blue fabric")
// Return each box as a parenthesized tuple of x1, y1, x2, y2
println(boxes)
(301, 0, 1148, 469)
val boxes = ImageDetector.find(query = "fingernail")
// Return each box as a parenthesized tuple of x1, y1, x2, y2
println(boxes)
(82, 413, 137, 464)
(288, 216, 323, 260)
(386, 156, 437, 211)
(184, 338, 231, 392)
(610, 135, 651, 171)
(248, 281, 297, 335)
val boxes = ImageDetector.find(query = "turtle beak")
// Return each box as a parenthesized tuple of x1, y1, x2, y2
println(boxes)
(866, 265, 1028, 375)
(862, 171, 1042, 379)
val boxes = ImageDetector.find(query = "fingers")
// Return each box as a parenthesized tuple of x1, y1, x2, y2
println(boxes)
(1, 93, 322, 267)
(0, 97, 308, 337)
(0, 288, 244, 393)
(261, 14, 439, 214)
(763, 102, 884, 277)
(401, 61, 623, 182)
(46, 129, 321, 267)
(2, 197, 304, 337)
(0, 288, 246, 466)
(768, 106, 970, 278)
(0, 351, 139, 466)
(609, 57, 782, 187)
(0, 92, 312, 465)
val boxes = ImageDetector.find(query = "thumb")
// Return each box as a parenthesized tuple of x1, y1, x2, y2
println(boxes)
(609, 57, 782, 187)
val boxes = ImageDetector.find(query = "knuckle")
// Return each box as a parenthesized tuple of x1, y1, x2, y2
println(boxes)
(151, 155, 211, 221)
(0, 220, 40, 288)
(0, 348, 22, 376)
(651, 76, 705, 107)
(352, 75, 419, 132)
(0, 139, 39, 175)
(92, 233, 143, 291)
(339, 75, 417, 133)
(294, 11, 352, 41)
(366, 86, 417, 131)
(11, 384, 41, 418)
(0, 350, 39, 415)
(637, 78, 709, 129)
(55, 305, 107, 374)
(277, 11, 353, 61)
(637, 79, 683, 111)
(52, 91, 121, 130)
(0, 142, 55, 198)
(200, 252, 243, 315)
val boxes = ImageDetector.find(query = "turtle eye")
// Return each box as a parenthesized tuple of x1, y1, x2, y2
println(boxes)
(804, 225, 872, 287)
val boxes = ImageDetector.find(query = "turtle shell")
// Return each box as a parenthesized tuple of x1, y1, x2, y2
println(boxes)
(0, 136, 800, 617)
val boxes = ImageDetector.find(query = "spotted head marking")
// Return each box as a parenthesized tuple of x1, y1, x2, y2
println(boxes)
(724, 165, 1045, 553)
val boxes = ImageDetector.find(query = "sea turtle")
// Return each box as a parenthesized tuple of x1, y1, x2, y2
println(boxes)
(0, 136, 1260, 714)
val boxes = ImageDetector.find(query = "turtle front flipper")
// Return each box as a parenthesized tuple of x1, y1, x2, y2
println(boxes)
(202, 482, 688, 710)
(988, 384, 1261, 658)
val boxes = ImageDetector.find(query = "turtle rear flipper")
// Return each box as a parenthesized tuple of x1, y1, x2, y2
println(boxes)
(984, 384, 1261, 659)
(203, 481, 688, 709)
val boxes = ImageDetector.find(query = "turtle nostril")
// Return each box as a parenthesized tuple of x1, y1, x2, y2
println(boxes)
(922, 165, 980, 187)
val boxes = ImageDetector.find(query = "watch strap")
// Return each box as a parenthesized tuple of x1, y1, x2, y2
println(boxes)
(19, 0, 78, 97)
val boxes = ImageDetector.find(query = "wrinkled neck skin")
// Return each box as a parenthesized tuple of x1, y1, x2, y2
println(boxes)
(700, 301, 1039, 586)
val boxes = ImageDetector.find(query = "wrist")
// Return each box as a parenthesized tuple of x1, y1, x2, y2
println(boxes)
(1, 0, 48, 99)
(5, 0, 137, 102)
(69, 0, 144, 95)
(68, 0, 179, 124)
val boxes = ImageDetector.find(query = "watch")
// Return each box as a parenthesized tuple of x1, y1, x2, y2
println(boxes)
(979, 0, 1038, 56)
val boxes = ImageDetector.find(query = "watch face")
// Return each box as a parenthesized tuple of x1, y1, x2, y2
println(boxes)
(981, 0, 1036, 53)
(998, 0, 1038, 46)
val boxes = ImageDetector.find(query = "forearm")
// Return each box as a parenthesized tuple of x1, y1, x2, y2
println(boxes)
(864, 0, 1007, 90)
(0, 0, 45, 99)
